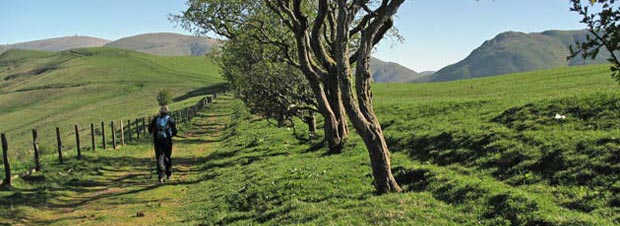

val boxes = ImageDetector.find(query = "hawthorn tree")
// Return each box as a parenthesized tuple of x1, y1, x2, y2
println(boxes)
(569, 0, 620, 81)
(174, 0, 348, 154)
(219, 29, 318, 134)
(176, 0, 405, 193)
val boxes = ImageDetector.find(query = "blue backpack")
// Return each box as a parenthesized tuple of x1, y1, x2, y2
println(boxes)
(155, 115, 171, 139)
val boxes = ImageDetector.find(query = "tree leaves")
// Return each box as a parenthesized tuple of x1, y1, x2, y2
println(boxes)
(570, 0, 620, 84)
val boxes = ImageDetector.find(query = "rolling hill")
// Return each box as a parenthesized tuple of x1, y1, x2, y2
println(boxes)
(428, 29, 611, 82)
(0, 47, 223, 159)
(104, 33, 219, 56)
(106, 34, 418, 83)
(370, 57, 424, 82)
(0, 36, 109, 54)
(1, 33, 420, 83)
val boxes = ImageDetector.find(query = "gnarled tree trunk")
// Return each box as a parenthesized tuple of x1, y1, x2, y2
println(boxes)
(326, 76, 349, 143)
(333, 0, 404, 194)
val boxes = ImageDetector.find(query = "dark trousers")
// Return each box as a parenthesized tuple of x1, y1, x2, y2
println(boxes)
(154, 138, 173, 179)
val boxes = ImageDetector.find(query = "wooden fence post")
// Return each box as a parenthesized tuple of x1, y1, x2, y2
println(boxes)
(75, 125, 81, 159)
(90, 123, 96, 151)
(32, 129, 41, 171)
(127, 120, 132, 142)
(142, 118, 147, 138)
(120, 120, 125, 146)
(136, 118, 140, 140)
(147, 116, 152, 137)
(111, 121, 116, 149)
(56, 127, 63, 164)
(101, 122, 106, 149)
(2, 134, 11, 187)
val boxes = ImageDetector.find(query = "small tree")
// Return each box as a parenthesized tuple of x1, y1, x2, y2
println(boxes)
(157, 89, 173, 106)
(176, 0, 405, 194)
(569, 0, 620, 81)
(219, 25, 319, 135)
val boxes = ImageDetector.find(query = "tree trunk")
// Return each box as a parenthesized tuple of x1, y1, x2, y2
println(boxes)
(333, 0, 402, 194)
(314, 86, 344, 153)
(326, 76, 349, 141)
(305, 113, 317, 138)
(292, 28, 344, 153)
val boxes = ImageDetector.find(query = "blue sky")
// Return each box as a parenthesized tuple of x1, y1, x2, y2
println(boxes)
(1, 0, 586, 71)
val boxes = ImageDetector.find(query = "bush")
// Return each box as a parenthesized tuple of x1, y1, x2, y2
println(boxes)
(156, 89, 173, 106)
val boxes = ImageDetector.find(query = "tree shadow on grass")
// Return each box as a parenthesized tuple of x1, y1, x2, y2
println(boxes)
(172, 84, 227, 102)
(0, 152, 231, 224)
(386, 132, 497, 167)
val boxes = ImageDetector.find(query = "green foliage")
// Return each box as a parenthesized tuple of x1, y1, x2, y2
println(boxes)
(156, 89, 173, 106)
(217, 17, 316, 126)
(569, 0, 620, 83)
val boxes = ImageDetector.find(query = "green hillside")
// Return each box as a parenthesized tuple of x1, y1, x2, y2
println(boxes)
(0, 36, 110, 54)
(2, 63, 620, 225)
(370, 57, 424, 83)
(0, 47, 223, 159)
(428, 30, 611, 82)
(104, 33, 219, 56)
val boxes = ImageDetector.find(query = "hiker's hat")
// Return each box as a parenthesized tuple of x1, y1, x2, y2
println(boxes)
(160, 106, 169, 114)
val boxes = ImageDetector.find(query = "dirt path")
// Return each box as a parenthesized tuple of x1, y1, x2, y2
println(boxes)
(1, 96, 234, 226)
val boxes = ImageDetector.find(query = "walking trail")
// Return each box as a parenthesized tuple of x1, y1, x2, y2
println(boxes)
(1, 96, 235, 225)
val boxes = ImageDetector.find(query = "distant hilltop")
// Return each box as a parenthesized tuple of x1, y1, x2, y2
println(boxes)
(422, 29, 611, 82)
(4, 29, 606, 83)
(3, 36, 109, 52)
(0, 33, 421, 83)
(0, 33, 220, 57)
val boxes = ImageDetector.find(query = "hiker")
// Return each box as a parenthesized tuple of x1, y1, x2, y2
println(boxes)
(148, 106, 178, 183)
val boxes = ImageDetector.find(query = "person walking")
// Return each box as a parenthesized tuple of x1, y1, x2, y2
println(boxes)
(148, 106, 178, 183)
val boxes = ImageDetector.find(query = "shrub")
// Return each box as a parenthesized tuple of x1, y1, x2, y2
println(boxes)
(156, 89, 173, 106)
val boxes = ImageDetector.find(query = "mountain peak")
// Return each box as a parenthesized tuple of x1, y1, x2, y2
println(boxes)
(428, 29, 608, 82)
(104, 32, 220, 56)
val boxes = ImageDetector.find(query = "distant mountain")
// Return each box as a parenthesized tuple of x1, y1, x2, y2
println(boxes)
(370, 57, 424, 83)
(0, 36, 109, 54)
(0, 33, 420, 82)
(429, 30, 610, 82)
(419, 71, 435, 76)
(104, 33, 219, 56)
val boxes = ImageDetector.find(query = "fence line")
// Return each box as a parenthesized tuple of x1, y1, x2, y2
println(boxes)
(0, 91, 224, 187)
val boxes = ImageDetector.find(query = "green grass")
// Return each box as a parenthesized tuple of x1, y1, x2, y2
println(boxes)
(2, 60, 620, 225)
(374, 64, 620, 224)
(0, 47, 224, 161)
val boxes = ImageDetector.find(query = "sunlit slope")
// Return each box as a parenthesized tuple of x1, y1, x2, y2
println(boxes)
(369, 64, 620, 224)
(0, 47, 223, 158)
(376, 64, 616, 104)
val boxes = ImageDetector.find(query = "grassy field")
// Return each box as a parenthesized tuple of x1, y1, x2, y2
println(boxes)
(374, 64, 620, 225)
(1, 61, 620, 225)
(0, 48, 223, 161)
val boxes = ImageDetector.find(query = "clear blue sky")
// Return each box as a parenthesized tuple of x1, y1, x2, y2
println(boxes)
(1, 0, 586, 71)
